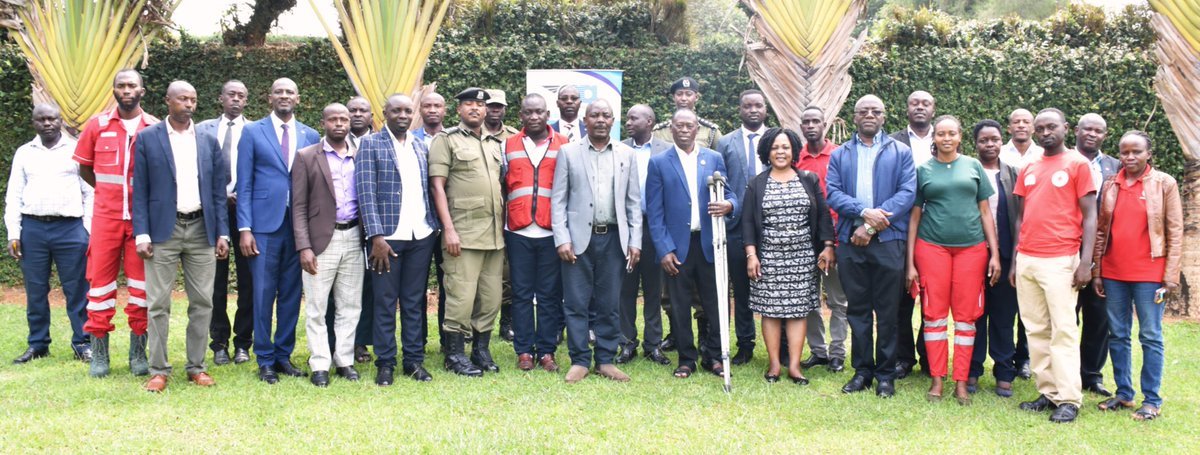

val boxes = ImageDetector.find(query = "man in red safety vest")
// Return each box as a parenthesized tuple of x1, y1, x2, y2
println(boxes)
(73, 69, 159, 378)
(502, 93, 570, 373)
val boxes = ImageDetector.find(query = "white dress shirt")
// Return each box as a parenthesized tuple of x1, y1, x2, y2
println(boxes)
(385, 132, 434, 241)
(1085, 151, 1105, 192)
(558, 117, 583, 142)
(504, 136, 554, 238)
(998, 140, 1043, 168)
(136, 122, 202, 246)
(270, 112, 298, 171)
(907, 126, 934, 167)
(632, 140, 653, 211)
(742, 125, 767, 176)
(4, 136, 92, 240)
(217, 114, 246, 194)
(677, 145, 701, 231)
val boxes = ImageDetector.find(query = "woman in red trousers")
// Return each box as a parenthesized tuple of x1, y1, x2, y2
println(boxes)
(906, 115, 1001, 405)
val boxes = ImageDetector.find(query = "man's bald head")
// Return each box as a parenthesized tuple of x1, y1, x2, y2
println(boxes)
(32, 103, 60, 118)
(853, 95, 886, 138)
(1075, 112, 1108, 155)
(166, 80, 196, 98)
(165, 80, 198, 126)
(672, 108, 697, 124)
(384, 94, 415, 134)
(1077, 113, 1107, 130)
(628, 104, 655, 123)
(585, 99, 612, 117)
(583, 99, 614, 142)
(323, 102, 349, 118)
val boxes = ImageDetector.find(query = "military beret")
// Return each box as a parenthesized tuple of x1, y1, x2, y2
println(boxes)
(669, 77, 700, 94)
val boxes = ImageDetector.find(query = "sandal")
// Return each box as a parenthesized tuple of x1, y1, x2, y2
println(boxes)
(673, 365, 693, 379)
(789, 375, 809, 386)
(709, 362, 724, 377)
(1098, 397, 1135, 412)
(1132, 405, 1160, 421)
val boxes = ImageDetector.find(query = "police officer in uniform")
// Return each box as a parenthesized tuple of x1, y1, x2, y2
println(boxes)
(428, 88, 506, 377)
(652, 77, 722, 149)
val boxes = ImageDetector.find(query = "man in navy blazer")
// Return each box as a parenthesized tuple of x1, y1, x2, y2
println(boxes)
(825, 94, 917, 398)
(235, 78, 320, 384)
(132, 81, 229, 392)
(716, 89, 770, 365)
(356, 94, 440, 385)
(549, 85, 586, 141)
(645, 109, 738, 378)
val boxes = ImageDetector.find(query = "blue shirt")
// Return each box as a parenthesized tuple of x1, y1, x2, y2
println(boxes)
(854, 131, 884, 210)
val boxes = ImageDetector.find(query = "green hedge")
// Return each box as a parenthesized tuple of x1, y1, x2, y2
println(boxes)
(0, 5, 1181, 286)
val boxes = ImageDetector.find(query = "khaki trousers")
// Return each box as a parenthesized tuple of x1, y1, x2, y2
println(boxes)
(1015, 252, 1083, 407)
(302, 228, 364, 371)
(442, 248, 504, 335)
(145, 218, 216, 376)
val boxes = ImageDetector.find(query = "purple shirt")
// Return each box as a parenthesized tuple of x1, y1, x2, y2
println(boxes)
(323, 139, 358, 222)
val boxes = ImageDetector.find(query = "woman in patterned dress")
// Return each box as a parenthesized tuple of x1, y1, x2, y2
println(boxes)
(742, 128, 835, 384)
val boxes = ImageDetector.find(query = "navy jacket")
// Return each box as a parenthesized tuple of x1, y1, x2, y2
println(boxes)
(132, 121, 229, 245)
(825, 131, 916, 244)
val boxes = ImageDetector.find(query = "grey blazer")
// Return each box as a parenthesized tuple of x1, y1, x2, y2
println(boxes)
(621, 136, 672, 156)
(551, 140, 642, 255)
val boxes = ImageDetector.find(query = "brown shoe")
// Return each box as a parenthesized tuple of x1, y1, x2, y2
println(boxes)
(564, 365, 589, 383)
(517, 353, 535, 371)
(596, 364, 631, 382)
(188, 372, 215, 387)
(539, 354, 559, 372)
(144, 374, 168, 393)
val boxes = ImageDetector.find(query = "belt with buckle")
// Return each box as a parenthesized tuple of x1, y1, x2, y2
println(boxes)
(23, 214, 79, 223)
(335, 219, 360, 230)
(593, 224, 616, 235)
(176, 210, 203, 221)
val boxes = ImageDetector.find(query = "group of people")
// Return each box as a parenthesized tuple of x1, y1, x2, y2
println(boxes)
(5, 71, 1178, 424)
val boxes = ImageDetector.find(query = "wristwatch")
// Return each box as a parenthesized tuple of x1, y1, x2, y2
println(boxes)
(865, 226, 877, 235)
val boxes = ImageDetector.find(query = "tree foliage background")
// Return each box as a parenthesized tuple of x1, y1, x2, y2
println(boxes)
(0, 1, 1174, 285)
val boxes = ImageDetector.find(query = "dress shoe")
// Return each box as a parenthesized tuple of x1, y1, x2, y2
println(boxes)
(89, 334, 110, 378)
(966, 377, 979, 394)
(764, 371, 780, 383)
(800, 354, 830, 369)
(1049, 403, 1079, 423)
(564, 365, 590, 383)
(517, 353, 535, 371)
(443, 333, 483, 377)
(13, 346, 49, 364)
(258, 366, 279, 384)
(730, 347, 753, 365)
(311, 370, 331, 387)
(129, 333, 149, 376)
(499, 319, 515, 343)
(469, 331, 500, 373)
(538, 354, 559, 372)
(189, 372, 215, 387)
(375, 366, 394, 386)
(144, 374, 168, 393)
(232, 347, 251, 364)
(660, 335, 676, 351)
(596, 364, 631, 382)
(335, 366, 360, 381)
(613, 344, 636, 364)
(842, 375, 872, 393)
(73, 343, 92, 362)
(354, 345, 372, 364)
(212, 349, 231, 366)
(828, 358, 845, 373)
(1084, 382, 1114, 397)
(1019, 394, 1056, 412)
(1017, 360, 1032, 379)
(791, 375, 810, 386)
(644, 348, 671, 365)
(404, 364, 432, 382)
(894, 360, 914, 380)
(876, 379, 895, 398)
(273, 360, 307, 377)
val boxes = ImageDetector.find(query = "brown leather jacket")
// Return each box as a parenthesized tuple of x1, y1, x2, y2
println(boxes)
(1093, 167, 1183, 283)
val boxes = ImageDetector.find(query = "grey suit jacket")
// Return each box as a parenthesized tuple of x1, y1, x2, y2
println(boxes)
(551, 140, 642, 255)
(621, 136, 672, 156)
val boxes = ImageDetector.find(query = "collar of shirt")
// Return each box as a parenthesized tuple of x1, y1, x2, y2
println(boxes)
(322, 137, 354, 158)
(270, 112, 296, 134)
(799, 139, 835, 160)
(223, 114, 246, 126)
(1116, 166, 1152, 188)
(25, 136, 76, 152)
(167, 120, 196, 138)
(855, 131, 885, 151)
(587, 138, 616, 153)
(907, 125, 931, 141)
(390, 128, 414, 153)
(742, 125, 767, 138)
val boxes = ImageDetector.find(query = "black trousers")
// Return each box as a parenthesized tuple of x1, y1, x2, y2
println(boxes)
(665, 233, 722, 369)
(970, 256, 1019, 382)
(619, 220, 663, 350)
(727, 235, 756, 351)
(562, 231, 623, 367)
(897, 292, 927, 370)
(211, 201, 254, 351)
(372, 236, 435, 369)
(838, 239, 904, 381)
(1077, 285, 1109, 385)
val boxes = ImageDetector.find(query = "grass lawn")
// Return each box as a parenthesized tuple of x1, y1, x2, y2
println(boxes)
(0, 296, 1197, 452)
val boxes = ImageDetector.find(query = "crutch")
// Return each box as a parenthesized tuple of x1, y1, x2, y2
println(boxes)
(707, 172, 732, 393)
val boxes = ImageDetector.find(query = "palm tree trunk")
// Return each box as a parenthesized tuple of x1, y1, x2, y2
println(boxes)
(1167, 160, 1199, 318)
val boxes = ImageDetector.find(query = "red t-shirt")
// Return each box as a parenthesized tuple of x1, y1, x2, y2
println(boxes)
(795, 139, 838, 225)
(1013, 151, 1095, 258)
(1101, 172, 1166, 282)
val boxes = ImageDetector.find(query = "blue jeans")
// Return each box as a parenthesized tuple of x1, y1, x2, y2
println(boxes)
(1102, 279, 1165, 408)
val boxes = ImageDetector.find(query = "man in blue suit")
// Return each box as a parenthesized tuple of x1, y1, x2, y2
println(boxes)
(645, 109, 738, 379)
(716, 89, 770, 365)
(132, 81, 230, 392)
(825, 94, 917, 398)
(236, 78, 320, 384)
(549, 85, 586, 142)
(357, 94, 440, 385)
